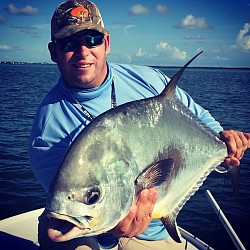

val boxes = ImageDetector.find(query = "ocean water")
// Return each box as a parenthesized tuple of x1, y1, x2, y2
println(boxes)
(0, 64, 249, 249)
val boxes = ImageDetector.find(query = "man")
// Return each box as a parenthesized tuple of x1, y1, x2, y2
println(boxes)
(28, 1, 250, 249)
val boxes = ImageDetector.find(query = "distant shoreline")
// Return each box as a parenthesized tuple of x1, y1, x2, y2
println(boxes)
(150, 65, 250, 70)
(1, 61, 250, 70)
(0, 61, 54, 65)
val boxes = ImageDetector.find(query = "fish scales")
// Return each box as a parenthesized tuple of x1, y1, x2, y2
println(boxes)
(74, 93, 226, 214)
(46, 52, 228, 243)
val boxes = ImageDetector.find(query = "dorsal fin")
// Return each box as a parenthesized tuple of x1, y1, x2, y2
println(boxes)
(160, 51, 203, 99)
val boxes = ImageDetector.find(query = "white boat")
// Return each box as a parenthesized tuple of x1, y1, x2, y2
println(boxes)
(0, 190, 245, 250)
(0, 207, 212, 250)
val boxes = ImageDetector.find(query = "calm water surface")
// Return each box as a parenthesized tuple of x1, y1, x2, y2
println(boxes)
(0, 64, 249, 249)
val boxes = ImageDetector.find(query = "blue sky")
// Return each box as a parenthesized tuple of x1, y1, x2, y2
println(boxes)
(0, 0, 250, 67)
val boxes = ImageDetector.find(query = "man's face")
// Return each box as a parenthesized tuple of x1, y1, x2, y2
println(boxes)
(49, 30, 110, 89)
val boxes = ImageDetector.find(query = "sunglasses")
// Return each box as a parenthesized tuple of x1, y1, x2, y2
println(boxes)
(56, 31, 105, 52)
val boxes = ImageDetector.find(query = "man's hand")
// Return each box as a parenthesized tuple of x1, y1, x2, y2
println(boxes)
(109, 188, 158, 238)
(220, 130, 250, 166)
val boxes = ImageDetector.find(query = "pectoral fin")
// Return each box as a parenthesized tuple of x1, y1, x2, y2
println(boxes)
(135, 158, 174, 192)
(161, 216, 182, 243)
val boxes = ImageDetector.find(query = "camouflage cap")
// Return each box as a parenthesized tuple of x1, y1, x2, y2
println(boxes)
(51, 0, 109, 39)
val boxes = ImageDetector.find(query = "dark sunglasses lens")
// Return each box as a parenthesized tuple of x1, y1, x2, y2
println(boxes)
(59, 37, 78, 52)
(84, 34, 104, 47)
(57, 32, 104, 52)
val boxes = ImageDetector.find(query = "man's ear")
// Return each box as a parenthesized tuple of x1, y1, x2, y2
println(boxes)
(48, 42, 57, 63)
(105, 35, 111, 54)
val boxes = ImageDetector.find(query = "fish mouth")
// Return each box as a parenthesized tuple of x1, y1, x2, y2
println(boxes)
(46, 211, 92, 242)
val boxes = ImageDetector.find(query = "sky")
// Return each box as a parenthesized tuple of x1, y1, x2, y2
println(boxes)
(0, 0, 250, 67)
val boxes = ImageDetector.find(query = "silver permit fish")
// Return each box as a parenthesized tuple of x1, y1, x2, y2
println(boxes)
(46, 51, 228, 243)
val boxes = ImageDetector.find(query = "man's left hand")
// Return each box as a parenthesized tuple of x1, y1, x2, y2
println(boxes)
(220, 130, 250, 166)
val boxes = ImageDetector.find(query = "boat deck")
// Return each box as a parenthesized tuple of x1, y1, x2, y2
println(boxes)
(0, 208, 212, 250)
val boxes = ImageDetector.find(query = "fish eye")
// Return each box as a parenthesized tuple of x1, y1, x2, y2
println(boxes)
(83, 187, 100, 205)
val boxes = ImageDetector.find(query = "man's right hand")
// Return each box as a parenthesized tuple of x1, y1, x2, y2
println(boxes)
(109, 188, 158, 238)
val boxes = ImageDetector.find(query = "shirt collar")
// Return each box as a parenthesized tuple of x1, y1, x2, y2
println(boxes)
(59, 63, 112, 102)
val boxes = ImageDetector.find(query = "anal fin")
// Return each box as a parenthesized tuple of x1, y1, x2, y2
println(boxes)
(161, 216, 182, 243)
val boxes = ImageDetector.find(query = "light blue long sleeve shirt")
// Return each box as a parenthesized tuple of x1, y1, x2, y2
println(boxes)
(28, 63, 223, 245)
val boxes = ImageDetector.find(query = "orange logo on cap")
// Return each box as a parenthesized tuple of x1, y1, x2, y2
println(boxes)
(71, 7, 89, 19)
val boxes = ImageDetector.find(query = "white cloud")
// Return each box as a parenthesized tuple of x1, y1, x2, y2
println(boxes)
(211, 47, 221, 54)
(108, 53, 132, 64)
(124, 24, 136, 34)
(236, 23, 250, 51)
(136, 48, 147, 57)
(156, 5, 170, 16)
(183, 34, 204, 40)
(0, 44, 20, 51)
(214, 55, 230, 61)
(0, 45, 12, 51)
(175, 14, 212, 29)
(10, 25, 40, 38)
(156, 42, 187, 60)
(6, 4, 39, 16)
(109, 22, 136, 35)
(130, 4, 149, 15)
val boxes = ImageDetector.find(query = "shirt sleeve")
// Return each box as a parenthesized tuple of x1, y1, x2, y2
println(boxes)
(28, 101, 75, 194)
(28, 134, 70, 194)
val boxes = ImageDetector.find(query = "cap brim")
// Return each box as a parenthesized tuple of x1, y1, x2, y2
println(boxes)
(53, 24, 109, 39)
